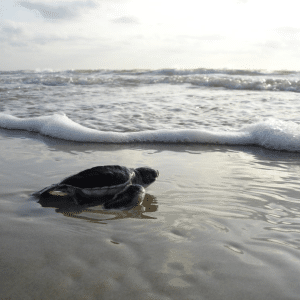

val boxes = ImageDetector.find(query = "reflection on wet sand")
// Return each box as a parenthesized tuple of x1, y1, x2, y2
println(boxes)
(37, 193, 158, 223)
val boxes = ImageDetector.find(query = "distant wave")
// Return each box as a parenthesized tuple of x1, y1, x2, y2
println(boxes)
(1, 113, 300, 152)
(1, 68, 299, 77)
(2, 68, 300, 92)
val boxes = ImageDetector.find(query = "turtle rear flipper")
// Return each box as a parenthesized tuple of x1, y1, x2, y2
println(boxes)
(32, 183, 60, 197)
(34, 184, 78, 203)
(103, 184, 145, 210)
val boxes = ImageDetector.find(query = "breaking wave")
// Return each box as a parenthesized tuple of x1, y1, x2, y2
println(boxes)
(2, 68, 300, 92)
(1, 113, 300, 152)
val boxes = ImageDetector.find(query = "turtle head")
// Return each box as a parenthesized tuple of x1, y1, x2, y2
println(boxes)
(133, 167, 159, 187)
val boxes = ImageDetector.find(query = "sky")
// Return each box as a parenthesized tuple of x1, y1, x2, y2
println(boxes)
(1, 0, 300, 71)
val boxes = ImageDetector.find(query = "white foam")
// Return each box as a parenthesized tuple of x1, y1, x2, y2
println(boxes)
(242, 119, 300, 152)
(3, 69, 300, 92)
(0, 113, 300, 152)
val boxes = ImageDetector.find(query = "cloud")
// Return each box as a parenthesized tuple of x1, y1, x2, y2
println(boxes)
(0, 22, 28, 47)
(176, 34, 225, 44)
(255, 38, 300, 53)
(111, 16, 139, 24)
(0, 21, 92, 49)
(275, 27, 300, 39)
(259, 40, 283, 49)
(1, 25, 23, 37)
(17, 0, 97, 20)
(182, 34, 224, 41)
(31, 34, 91, 45)
(18, 1, 74, 19)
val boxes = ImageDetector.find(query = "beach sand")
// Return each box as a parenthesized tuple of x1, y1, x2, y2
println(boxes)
(2, 129, 300, 300)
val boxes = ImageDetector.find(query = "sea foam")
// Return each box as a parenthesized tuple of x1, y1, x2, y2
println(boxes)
(2, 69, 300, 92)
(0, 113, 300, 152)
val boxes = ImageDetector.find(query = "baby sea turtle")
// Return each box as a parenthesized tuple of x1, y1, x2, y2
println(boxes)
(33, 165, 159, 209)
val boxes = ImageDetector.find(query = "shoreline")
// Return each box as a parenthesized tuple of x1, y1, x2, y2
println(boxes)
(1, 114, 300, 152)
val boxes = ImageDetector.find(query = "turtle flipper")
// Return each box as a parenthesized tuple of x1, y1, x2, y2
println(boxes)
(103, 184, 145, 210)
(47, 184, 81, 205)
(32, 184, 60, 197)
(33, 184, 80, 205)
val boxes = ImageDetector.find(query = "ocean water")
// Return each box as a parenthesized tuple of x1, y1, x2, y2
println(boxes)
(2, 68, 300, 299)
(1, 68, 300, 150)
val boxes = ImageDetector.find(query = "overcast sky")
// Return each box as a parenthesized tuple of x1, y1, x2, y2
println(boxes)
(1, 0, 300, 71)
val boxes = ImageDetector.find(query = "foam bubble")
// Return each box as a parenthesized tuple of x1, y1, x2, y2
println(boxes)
(0, 113, 299, 152)
(242, 119, 300, 151)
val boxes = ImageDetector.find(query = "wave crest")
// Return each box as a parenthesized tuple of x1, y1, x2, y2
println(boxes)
(1, 114, 300, 152)
(2, 69, 300, 92)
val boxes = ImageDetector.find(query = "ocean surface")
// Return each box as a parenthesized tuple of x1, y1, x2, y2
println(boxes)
(2, 68, 300, 300)
(1, 68, 300, 151)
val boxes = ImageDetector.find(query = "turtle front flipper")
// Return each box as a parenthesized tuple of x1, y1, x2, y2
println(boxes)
(103, 184, 145, 210)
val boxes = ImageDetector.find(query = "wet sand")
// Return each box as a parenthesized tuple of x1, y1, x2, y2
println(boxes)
(2, 129, 300, 300)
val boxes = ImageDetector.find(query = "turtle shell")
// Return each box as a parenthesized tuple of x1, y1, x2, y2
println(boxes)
(57, 165, 135, 198)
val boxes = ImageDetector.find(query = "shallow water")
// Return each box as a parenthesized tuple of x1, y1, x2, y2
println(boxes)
(2, 69, 300, 152)
(2, 130, 300, 299)
(2, 69, 300, 133)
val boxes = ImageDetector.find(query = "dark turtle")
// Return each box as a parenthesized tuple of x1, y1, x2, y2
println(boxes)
(33, 165, 159, 209)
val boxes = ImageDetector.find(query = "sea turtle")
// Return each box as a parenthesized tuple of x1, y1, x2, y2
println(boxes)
(33, 165, 159, 210)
